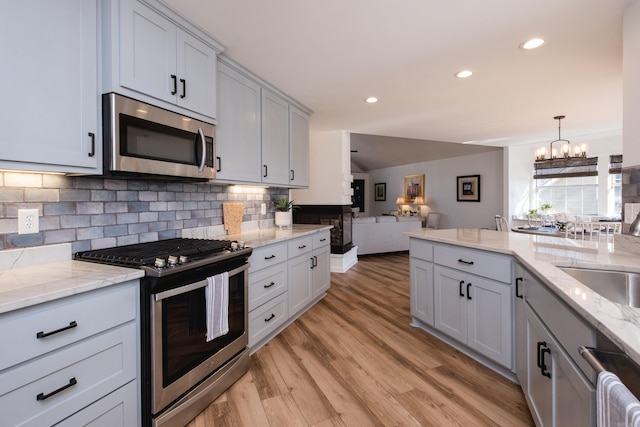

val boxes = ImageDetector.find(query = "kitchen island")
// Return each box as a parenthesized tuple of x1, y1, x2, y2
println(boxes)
(407, 228, 640, 426)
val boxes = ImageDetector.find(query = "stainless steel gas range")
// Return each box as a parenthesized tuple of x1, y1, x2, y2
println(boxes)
(75, 238, 253, 427)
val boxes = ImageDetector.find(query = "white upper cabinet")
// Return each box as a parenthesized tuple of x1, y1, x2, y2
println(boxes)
(107, 0, 220, 120)
(216, 62, 262, 182)
(261, 89, 291, 186)
(0, 0, 100, 173)
(289, 105, 310, 188)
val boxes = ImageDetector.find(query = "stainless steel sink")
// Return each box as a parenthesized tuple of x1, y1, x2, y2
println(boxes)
(559, 267, 640, 307)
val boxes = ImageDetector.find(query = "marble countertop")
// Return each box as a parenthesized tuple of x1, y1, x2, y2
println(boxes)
(406, 228, 640, 365)
(0, 226, 331, 315)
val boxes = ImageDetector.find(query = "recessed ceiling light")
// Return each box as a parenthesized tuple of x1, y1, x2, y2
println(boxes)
(365, 97, 378, 103)
(520, 38, 545, 50)
(455, 70, 473, 79)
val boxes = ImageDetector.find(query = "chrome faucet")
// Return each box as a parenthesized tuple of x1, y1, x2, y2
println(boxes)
(630, 211, 640, 237)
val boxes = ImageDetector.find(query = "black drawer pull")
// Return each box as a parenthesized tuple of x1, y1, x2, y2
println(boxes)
(88, 132, 95, 157)
(459, 280, 465, 297)
(216, 156, 221, 172)
(264, 282, 275, 288)
(466, 283, 472, 300)
(170, 74, 177, 95)
(457, 259, 474, 265)
(515, 277, 524, 299)
(540, 348, 552, 378)
(37, 377, 77, 401)
(180, 78, 186, 98)
(298, 245, 307, 249)
(536, 341, 546, 368)
(263, 165, 268, 178)
(264, 313, 275, 322)
(320, 238, 327, 242)
(36, 321, 77, 339)
(264, 255, 276, 260)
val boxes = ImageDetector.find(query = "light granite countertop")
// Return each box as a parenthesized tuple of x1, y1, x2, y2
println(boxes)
(406, 228, 640, 365)
(0, 243, 144, 315)
(0, 225, 331, 315)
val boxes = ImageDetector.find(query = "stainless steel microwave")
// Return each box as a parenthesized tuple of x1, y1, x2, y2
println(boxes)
(102, 93, 215, 181)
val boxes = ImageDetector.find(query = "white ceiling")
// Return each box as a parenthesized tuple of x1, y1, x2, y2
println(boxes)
(165, 0, 628, 170)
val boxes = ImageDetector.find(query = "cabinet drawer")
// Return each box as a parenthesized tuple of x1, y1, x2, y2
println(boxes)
(434, 244, 512, 283)
(249, 293, 288, 348)
(526, 276, 595, 379)
(410, 239, 433, 261)
(56, 380, 138, 427)
(0, 322, 137, 427)
(313, 231, 330, 249)
(288, 236, 313, 257)
(249, 264, 287, 311)
(249, 242, 288, 273)
(0, 282, 137, 371)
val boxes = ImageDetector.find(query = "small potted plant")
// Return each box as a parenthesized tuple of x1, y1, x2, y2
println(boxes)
(274, 198, 296, 228)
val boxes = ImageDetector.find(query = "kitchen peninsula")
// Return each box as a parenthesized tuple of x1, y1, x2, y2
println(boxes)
(407, 228, 640, 425)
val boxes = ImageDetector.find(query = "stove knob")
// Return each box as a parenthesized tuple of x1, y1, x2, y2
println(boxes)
(167, 255, 178, 266)
(154, 258, 167, 268)
(179, 255, 188, 264)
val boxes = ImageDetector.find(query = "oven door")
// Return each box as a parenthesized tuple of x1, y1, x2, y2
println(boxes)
(150, 263, 248, 414)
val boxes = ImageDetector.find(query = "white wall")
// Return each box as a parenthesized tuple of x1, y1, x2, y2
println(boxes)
(367, 150, 504, 229)
(624, 0, 640, 167)
(507, 131, 622, 219)
(291, 129, 353, 205)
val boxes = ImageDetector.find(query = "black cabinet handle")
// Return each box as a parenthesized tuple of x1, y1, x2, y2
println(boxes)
(466, 283, 472, 300)
(314, 255, 318, 267)
(536, 341, 545, 368)
(298, 245, 307, 249)
(263, 165, 268, 178)
(36, 321, 77, 339)
(457, 259, 474, 265)
(540, 347, 552, 378)
(88, 132, 95, 157)
(515, 277, 523, 299)
(171, 74, 177, 95)
(216, 156, 221, 172)
(320, 238, 327, 242)
(290, 169, 295, 181)
(264, 282, 275, 288)
(264, 313, 275, 322)
(37, 377, 77, 401)
(310, 257, 315, 269)
(180, 78, 186, 98)
(264, 255, 276, 260)
(459, 280, 465, 297)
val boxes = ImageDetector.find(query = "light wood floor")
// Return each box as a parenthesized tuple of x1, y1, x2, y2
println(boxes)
(188, 252, 534, 426)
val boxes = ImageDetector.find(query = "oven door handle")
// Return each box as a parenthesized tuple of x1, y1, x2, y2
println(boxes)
(154, 264, 248, 302)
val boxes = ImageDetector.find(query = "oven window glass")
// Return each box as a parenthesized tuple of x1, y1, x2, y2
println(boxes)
(120, 114, 212, 166)
(162, 272, 245, 386)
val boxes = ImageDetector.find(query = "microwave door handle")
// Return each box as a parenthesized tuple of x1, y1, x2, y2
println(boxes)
(197, 127, 206, 172)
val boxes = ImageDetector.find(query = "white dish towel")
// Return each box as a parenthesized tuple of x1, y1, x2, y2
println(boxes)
(598, 371, 640, 427)
(205, 272, 229, 342)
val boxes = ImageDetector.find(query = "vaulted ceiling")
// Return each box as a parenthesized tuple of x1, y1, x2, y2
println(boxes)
(165, 0, 628, 170)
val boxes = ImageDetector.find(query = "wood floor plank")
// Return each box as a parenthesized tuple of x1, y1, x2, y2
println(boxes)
(190, 252, 534, 427)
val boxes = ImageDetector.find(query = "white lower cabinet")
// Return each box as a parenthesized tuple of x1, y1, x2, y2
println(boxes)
(0, 281, 139, 427)
(248, 230, 330, 351)
(525, 305, 595, 427)
(410, 239, 434, 326)
(434, 265, 512, 368)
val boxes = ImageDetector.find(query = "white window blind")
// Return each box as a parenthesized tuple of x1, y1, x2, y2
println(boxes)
(536, 176, 598, 216)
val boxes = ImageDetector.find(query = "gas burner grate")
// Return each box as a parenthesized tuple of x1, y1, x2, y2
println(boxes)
(75, 238, 231, 268)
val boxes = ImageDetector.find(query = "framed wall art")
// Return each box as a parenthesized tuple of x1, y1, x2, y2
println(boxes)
(374, 182, 386, 201)
(457, 175, 480, 202)
(404, 174, 424, 203)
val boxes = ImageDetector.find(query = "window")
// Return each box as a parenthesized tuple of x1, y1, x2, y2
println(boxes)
(536, 176, 598, 217)
(609, 173, 622, 218)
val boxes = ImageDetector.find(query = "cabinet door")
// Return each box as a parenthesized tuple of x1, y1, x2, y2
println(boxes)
(120, 0, 177, 104)
(554, 343, 595, 426)
(526, 307, 553, 427)
(261, 89, 290, 186)
(467, 275, 512, 368)
(514, 265, 527, 388)
(312, 246, 331, 298)
(410, 258, 434, 326)
(176, 29, 217, 118)
(289, 105, 310, 187)
(433, 266, 467, 343)
(216, 62, 262, 182)
(0, 0, 99, 172)
(288, 254, 313, 316)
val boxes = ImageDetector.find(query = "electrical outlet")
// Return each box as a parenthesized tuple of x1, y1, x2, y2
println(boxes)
(18, 209, 39, 234)
(260, 203, 267, 215)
